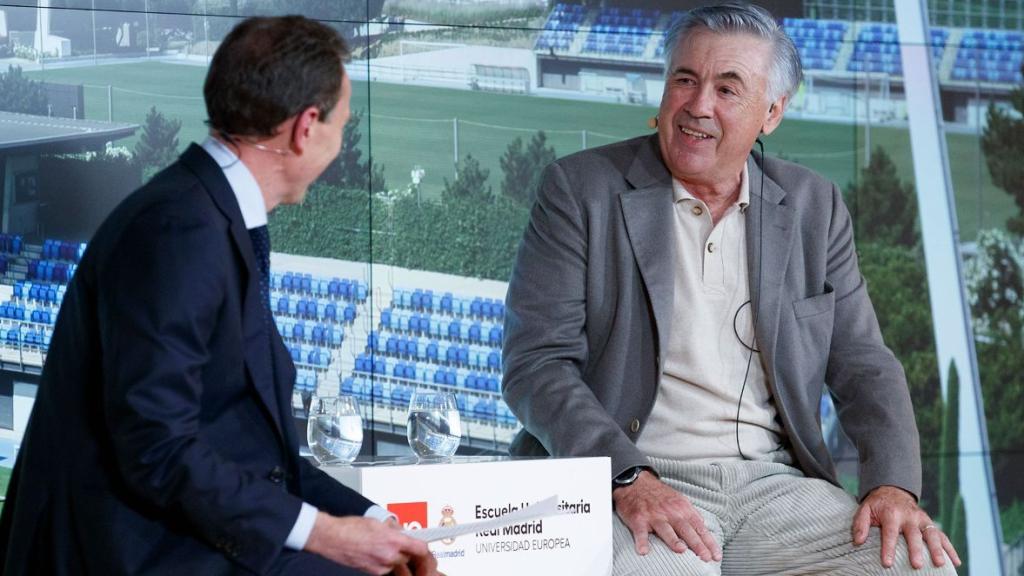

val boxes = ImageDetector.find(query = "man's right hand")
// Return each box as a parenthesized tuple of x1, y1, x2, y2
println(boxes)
(612, 471, 722, 563)
(305, 512, 442, 576)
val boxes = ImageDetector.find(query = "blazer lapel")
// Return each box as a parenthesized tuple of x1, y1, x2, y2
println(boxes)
(620, 136, 677, 356)
(745, 154, 795, 394)
(179, 145, 288, 443)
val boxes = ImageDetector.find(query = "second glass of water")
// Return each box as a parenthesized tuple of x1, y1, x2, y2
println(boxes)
(308, 395, 363, 465)
(407, 391, 462, 459)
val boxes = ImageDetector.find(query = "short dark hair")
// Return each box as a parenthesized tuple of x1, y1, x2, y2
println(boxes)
(204, 16, 350, 138)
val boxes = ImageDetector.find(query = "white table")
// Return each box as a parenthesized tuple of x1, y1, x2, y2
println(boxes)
(323, 456, 612, 576)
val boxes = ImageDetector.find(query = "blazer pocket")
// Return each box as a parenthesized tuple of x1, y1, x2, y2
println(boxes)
(792, 282, 835, 320)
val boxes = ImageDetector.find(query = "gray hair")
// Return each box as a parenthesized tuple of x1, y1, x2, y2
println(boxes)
(663, 2, 803, 104)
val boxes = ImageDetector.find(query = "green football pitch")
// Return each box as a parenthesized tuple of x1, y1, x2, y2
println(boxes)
(28, 61, 1013, 240)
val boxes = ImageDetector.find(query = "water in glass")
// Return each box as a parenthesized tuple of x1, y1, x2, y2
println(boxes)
(407, 392, 462, 458)
(308, 396, 363, 465)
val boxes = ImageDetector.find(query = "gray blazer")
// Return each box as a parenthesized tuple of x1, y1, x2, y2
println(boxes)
(502, 134, 921, 500)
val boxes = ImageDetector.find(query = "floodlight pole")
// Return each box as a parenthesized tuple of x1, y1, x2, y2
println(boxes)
(894, 2, 1004, 574)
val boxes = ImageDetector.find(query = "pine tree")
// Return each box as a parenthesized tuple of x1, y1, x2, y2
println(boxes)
(938, 361, 960, 532)
(0, 65, 48, 115)
(500, 130, 556, 207)
(133, 106, 182, 176)
(443, 154, 491, 203)
(939, 361, 968, 572)
(319, 109, 387, 193)
(981, 68, 1024, 234)
(844, 146, 919, 247)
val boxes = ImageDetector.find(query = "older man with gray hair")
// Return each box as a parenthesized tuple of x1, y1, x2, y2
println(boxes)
(502, 3, 960, 574)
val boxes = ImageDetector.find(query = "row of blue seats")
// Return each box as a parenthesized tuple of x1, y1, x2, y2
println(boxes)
(956, 58, 1021, 72)
(537, 36, 572, 51)
(354, 355, 501, 389)
(550, 3, 585, 17)
(848, 61, 902, 75)
(341, 377, 515, 425)
(5, 326, 51, 349)
(783, 18, 847, 31)
(957, 47, 1022, 61)
(786, 27, 845, 41)
(274, 295, 357, 323)
(287, 344, 332, 367)
(380, 310, 503, 345)
(271, 272, 369, 302)
(599, 6, 659, 18)
(589, 25, 653, 37)
(295, 370, 318, 393)
(42, 239, 86, 263)
(802, 57, 837, 71)
(28, 260, 75, 284)
(0, 303, 56, 324)
(12, 281, 64, 305)
(276, 319, 344, 347)
(0, 234, 23, 256)
(852, 50, 902, 64)
(366, 334, 502, 371)
(391, 288, 505, 320)
(592, 17, 658, 30)
(587, 32, 649, 44)
(584, 43, 645, 56)
(951, 67, 1022, 84)
(793, 39, 841, 52)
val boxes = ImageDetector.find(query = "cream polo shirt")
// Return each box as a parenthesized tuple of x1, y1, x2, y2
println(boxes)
(635, 164, 792, 464)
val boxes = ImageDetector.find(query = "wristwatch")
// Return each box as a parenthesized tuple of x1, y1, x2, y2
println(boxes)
(612, 466, 653, 489)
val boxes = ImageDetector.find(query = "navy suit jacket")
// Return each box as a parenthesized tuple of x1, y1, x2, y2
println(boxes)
(0, 145, 373, 575)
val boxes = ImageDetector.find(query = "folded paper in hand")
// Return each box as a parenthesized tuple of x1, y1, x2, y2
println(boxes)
(404, 495, 560, 543)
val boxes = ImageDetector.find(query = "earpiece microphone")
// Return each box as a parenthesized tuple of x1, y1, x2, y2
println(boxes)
(734, 137, 766, 460)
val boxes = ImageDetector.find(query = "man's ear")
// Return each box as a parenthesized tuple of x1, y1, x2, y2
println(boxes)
(761, 95, 787, 136)
(290, 106, 321, 154)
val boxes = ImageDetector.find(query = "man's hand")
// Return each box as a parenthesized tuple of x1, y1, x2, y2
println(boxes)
(305, 512, 442, 576)
(612, 471, 721, 562)
(852, 485, 961, 570)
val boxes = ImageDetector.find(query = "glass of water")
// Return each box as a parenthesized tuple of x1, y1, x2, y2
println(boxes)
(407, 391, 462, 460)
(307, 395, 363, 465)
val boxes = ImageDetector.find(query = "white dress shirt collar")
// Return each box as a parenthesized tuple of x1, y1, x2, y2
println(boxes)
(200, 136, 268, 230)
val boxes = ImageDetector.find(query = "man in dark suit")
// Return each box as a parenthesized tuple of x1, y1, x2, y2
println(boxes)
(0, 16, 439, 576)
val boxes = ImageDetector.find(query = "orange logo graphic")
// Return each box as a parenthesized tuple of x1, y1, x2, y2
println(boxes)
(388, 501, 428, 530)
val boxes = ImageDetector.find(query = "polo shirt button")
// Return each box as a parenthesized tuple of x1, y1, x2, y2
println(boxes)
(691, 205, 703, 216)
(630, 419, 640, 433)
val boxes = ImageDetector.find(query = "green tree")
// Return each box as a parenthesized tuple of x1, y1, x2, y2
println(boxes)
(981, 80, 1024, 234)
(844, 146, 919, 247)
(964, 228, 1024, 339)
(318, 109, 387, 193)
(0, 65, 48, 115)
(500, 130, 556, 207)
(977, 328, 1024, 531)
(268, 184, 372, 261)
(134, 106, 182, 178)
(937, 361, 967, 571)
(443, 154, 492, 203)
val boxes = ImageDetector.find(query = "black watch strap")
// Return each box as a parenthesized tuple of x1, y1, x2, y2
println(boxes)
(612, 466, 652, 489)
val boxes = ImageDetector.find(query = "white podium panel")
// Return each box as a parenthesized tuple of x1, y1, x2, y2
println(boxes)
(323, 457, 612, 576)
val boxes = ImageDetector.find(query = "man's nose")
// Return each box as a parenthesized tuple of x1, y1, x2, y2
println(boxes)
(683, 86, 714, 118)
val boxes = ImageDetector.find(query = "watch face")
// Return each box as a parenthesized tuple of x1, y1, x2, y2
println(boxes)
(614, 467, 642, 486)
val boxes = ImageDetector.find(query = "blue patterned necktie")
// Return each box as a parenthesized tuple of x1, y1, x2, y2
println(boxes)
(248, 225, 272, 312)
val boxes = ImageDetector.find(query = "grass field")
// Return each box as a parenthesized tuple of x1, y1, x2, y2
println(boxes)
(0, 466, 10, 515)
(27, 61, 1015, 240)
